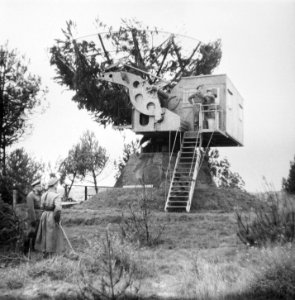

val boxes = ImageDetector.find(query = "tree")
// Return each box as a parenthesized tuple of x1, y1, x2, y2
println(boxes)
(0, 44, 47, 176)
(50, 19, 222, 126)
(59, 143, 86, 199)
(207, 149, 245, 190)
(282, 155, 295, 194)
(79, 130, 109, 193)
(114, 138, 141, 180)
(0, 148, 44, 203)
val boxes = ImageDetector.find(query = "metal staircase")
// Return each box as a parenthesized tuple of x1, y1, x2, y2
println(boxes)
(164, 131, 202, 212)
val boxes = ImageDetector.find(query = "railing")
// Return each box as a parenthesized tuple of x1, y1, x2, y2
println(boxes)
(164, 129, 180, 201)
(164, 150, 181, 212)
(186, 148, 202, 212)
(64, 184, 112, 201)
(188, 130, 200, 178)
(196, 104, 221, 131)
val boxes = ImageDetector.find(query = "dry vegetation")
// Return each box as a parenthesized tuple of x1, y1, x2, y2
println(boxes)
(0, 187, 295, 299)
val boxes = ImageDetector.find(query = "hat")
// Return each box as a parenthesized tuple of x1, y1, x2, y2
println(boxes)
(31, 179, 41, 187)
(47, 177, 59, 187)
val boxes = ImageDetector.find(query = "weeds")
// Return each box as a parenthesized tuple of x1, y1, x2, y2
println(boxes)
(27, 256, 79, 281)
(250, 244, 295, 299)
(236, 188, 295, 246)
(179, 253, 250, 299)
(120, 185, 164, 247)
(79, 230, 140, 300)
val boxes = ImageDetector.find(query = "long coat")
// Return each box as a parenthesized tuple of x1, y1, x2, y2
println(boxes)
(35, 190, 64, 253)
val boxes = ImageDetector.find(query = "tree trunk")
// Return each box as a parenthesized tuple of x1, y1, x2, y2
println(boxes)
(92, 170, 98, 193)
(1, 140, 6, 176)
(66, 172, 76, 199)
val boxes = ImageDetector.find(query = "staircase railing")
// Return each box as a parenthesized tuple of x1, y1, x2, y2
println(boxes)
(186, 140, 202, 212)
(188, 130, 200, 178)
(164, 150, 181, 212)
(164, 129, 180, 203)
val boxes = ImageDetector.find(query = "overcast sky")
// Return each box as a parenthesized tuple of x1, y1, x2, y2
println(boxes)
(1, 0, 295, 191)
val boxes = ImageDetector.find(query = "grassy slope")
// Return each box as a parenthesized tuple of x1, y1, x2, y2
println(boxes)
(0, 188, 294, 299)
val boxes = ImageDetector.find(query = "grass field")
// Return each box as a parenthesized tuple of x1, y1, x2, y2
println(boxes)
(0, 187, 294, 299)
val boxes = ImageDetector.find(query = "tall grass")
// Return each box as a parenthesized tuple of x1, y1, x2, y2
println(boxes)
(236, 188, 295, 246)
(179, 244, 295, 300)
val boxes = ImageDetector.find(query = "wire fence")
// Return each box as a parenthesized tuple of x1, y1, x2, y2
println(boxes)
(64, 185, 113, 202)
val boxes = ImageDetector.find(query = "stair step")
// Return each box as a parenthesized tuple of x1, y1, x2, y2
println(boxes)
(170, 187, 190, 189)
(173, 179, 195, 183)
(168, 200, 188, 203)
(171, 186, 191, 189)
(165, 131, 201, 213)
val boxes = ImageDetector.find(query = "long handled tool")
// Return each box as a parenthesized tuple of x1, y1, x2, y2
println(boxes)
(59, 222, 77, 255)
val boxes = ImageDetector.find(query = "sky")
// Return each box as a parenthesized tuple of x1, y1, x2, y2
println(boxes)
(1, 0, 295, 191)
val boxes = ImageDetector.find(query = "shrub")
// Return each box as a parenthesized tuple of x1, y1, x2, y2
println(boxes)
(0, 200, 26, 251)
(79, 230, 140, 300)
(236, 190, 295, 246)
(282, 155, 295, 194)
(120, 185, 164, 247)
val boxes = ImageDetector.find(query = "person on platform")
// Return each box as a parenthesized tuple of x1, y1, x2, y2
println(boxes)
(25, 179, 42, 252)
(35, 177, 64, 258)
(188, 86, 206, 129)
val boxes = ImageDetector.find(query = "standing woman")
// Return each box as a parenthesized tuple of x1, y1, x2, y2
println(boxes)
(35, 177, 64, 257)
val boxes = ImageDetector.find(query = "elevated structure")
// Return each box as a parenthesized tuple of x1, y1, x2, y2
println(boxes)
(98, 70, 244, 212)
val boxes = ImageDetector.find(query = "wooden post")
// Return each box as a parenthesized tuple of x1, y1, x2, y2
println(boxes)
(84, 186, 88, 201)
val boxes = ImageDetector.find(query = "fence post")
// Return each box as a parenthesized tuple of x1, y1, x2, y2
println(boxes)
(85, 186, 88, 201)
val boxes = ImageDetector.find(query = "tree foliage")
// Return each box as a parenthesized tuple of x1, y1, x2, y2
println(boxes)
(207, 149, 245, 190)
(80, 130, 109, 193)
(59, 130, 108, 195)
(282, 155, 295, 194)
(114, 138, 141, 180)
(58, 143, 86, 199)
(0, 148, 44, 204)
(50, 19, 222, 126)
(0, 44, 47, 175)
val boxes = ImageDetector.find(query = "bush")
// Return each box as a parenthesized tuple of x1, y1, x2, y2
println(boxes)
(0, 200, 26, 251)
(79, 230, 140, 300)
(236, 190, 295, 246)
(282, 155, 295, 194)
(120, 186, 164, 247)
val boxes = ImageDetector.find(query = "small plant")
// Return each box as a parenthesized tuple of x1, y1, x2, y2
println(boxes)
(236, 186, 295, 246)
(120, 184, 164, 247)
(79, 230, 140, 300)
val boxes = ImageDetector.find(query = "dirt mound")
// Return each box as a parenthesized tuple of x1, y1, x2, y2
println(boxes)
(77, 187, 261, 212)
(191, 188, 262, 211)
(76, 187, 166, 211)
